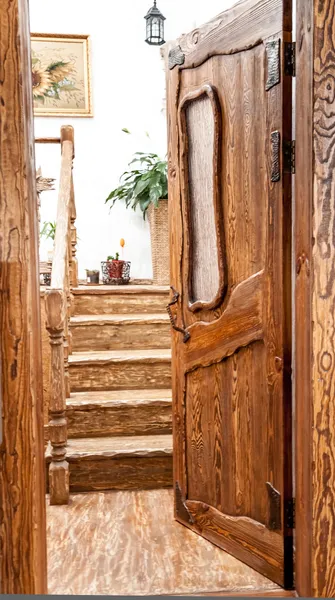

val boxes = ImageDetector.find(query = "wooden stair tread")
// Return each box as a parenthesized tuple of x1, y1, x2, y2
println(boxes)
(72, 285, 170, 296)
(47, 434, 173, 460)
(67, 389, 172, 408)
(69, 349, 171, 364)
(70, 313, 170, 325)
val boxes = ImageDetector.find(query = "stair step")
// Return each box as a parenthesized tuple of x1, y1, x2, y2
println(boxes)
(70, 313, 171, 351)
(72, 285, 170, 315)
(69, 349, 171, 392)
(67, 389, 172, 438)
(46, 434, 173, 492)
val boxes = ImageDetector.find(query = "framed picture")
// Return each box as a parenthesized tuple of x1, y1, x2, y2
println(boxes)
(31, 33, 93, 117)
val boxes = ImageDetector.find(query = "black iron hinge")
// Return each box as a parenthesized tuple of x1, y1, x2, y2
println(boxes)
(285, 497, 295, 529)
(284, 41, 296, 77)
(283, 140, 296, 174)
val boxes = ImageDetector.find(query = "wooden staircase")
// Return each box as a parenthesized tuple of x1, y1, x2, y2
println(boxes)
(47, 284, 173, 494)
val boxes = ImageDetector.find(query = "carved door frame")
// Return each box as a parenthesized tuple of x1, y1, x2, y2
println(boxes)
(0, 0, 47, 593)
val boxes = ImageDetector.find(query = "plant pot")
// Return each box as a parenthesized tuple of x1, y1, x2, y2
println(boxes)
(148, 199, 169, 285)
(86, 271, 99, 285)
(107, 260, 125, 280)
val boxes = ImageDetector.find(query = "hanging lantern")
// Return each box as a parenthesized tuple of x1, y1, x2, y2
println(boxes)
(144, 1, 166, 46)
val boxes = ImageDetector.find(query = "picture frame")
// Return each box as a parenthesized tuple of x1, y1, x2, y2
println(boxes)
(31, 33, 93, 117)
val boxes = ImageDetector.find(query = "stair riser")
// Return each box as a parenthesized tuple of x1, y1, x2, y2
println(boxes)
(67, 404, 172, 438)
(69, 361, 171, 392)
(71, 322, 171, 352)
(74, 294, 169, 315)
(47, 456, 173, 492)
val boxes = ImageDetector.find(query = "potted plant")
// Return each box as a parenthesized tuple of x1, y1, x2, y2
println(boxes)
(105, 151, 169, 285)
(40, 221, 56, 263)
(86, 269, 99, 285)
(106, 252, 125, 280)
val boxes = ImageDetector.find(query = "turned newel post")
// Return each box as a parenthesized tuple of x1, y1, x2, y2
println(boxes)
(45, 288, 69, 505)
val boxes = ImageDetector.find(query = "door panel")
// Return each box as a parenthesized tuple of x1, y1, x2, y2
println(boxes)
(166, 0, 292, 589)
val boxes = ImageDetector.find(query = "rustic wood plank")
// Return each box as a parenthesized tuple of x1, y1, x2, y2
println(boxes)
(70, 313, 171, 351)
(73, 286, 170, 315)
(0, 0, 47, 592)
(177, 0, 289, 70)
(295, 0, 335, 596)
(69, 349, 171, 392)
(295, 0, 313, 597)
(165, 0, 293, 588)
(184, 272, 264, 371)
(46, 489, 284, 595)
(185, 500, 283, 586)
(46, 435, 173, 492)
(66, 390, 172, 438)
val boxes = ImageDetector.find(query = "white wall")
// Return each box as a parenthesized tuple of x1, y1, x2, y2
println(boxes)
(31, 0, 236, 280)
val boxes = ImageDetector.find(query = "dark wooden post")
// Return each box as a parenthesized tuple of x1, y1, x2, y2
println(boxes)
(295, 0, 335, 596)
(0, 0, 48, 594)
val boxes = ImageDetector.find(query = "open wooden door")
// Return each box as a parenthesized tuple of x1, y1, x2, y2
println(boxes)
(166, 0, 293, 589)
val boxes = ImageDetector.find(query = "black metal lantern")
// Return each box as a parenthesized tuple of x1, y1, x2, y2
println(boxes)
(144, 1, 166, 46)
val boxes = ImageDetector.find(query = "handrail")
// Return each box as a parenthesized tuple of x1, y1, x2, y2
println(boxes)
(51, 139, 73, 289)
(44, 125, 77, 505)
(35, 137, 61, 144)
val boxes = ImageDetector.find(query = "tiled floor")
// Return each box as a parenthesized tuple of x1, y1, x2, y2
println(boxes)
(47, 489, 287, 596)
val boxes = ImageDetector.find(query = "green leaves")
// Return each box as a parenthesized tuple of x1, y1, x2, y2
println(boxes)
(40, 221, 56, 240)
(105, 152, 168, 218)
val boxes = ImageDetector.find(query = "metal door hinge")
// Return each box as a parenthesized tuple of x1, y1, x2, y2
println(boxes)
(284, 42, 296, 77)
(285, 497, 295, 529)
(283, 140, 295, 174)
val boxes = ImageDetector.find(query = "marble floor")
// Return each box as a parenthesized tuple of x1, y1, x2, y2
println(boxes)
(46, 489, 291, 596)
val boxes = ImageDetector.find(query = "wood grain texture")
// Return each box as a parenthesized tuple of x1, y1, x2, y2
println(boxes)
(178, 0, 291, 71)
(179, 84, 226, 313)
(46, 435, 173, 492)
(45, 289, 69, 504)
(185, 500, 283, 584)
(294, 0, 313, 596)
(184, 272, 264, 371)
(69, 349, 171, 392)
(73, 285, 170, 315)
(182, 90, 219, 304)
(40, 290, 51, 429)
(0, 0, 47, 592)
(295, 0, 335, 596)
(165, 0, 293, 588)
(70, 313, 171, 351)
(66, 389, 172, 438)
(46, 489, 284, 595)
(51, 127, 74, 289)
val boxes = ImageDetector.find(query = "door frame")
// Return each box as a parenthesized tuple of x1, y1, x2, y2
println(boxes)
(0, 0, 47, 593)
(295, 0, 335, 597)
(1, 0, 335, 595)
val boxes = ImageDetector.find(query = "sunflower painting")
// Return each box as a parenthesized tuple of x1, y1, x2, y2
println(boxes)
(31, 34, 92, 117)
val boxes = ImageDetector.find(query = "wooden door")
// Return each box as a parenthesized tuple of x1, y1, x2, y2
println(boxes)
(166, 0, 293, 589)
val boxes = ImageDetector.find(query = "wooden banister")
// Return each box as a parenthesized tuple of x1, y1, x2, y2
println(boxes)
(35, 137, 61, 144)
(45, 125, 76, 505)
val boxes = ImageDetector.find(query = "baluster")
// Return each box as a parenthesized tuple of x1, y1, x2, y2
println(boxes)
(63, 250, 71, 398)
(67, 218, 73, 356)
(45, 288, 69, 505)
(70, 176, 78, 289)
